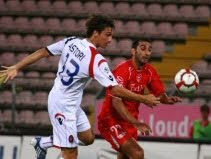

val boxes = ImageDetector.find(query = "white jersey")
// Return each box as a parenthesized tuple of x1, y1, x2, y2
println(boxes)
(46, 37, 118, 108)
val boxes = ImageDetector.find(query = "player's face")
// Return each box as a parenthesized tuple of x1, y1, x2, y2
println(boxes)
(135, 41, 152, 64)
(96, 27, 113, 48)
(201, 111, 209, 120)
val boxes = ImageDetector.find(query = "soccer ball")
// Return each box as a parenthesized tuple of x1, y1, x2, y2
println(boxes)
(174, 69, 199, 94)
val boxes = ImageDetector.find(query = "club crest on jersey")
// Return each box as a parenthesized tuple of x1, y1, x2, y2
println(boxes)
(136, 74, 142, 83)
(55, 113, 66, 125)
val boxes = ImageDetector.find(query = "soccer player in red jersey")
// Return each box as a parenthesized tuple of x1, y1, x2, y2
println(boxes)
(98, 40, 181, 159)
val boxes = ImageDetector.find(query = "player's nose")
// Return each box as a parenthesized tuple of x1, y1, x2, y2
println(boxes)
(107, 36, 112, 43)
(145, 50, 151, 56)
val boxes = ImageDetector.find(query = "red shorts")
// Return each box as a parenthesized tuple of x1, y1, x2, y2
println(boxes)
(98, 118, 138, 151)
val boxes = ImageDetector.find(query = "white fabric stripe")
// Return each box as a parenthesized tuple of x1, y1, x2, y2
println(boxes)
(110, 134, 120, 149)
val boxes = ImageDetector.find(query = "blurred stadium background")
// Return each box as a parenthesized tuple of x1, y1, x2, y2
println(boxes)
(0, 0, 211, 159)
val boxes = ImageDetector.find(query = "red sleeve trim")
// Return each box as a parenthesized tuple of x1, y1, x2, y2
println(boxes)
(53, 145, 61, 149)
(98, 59, 107, 67)
(89, 46, 99, 78)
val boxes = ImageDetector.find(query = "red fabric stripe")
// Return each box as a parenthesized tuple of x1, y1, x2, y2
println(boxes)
(176, 81, 185, 89)
(194, 81, 199, 88)
(55, 113, 66, 119)
(53, 145, 61, 149)
(185, 68, 191, 73)
(98, 59, 107, 67)
(89, 46, 99, 78)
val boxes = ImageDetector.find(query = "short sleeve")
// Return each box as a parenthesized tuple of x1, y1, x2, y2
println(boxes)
(46, 38, 66, 56)
(93, 55, 118, 88)
(147, 66, 165, 96)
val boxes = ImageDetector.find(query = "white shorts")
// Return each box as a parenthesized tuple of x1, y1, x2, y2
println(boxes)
(48, 92, 91, 148)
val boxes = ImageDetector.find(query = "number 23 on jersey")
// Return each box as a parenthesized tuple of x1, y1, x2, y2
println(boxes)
(59, 53, 80, 86)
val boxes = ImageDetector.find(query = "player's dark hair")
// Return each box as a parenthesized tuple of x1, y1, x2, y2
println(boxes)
(200, 104, 210, 113)
(132, 39, 152, 49)
(86, 15, 115, 37)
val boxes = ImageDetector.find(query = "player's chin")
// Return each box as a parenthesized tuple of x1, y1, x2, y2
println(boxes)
(101, 44, 108, 48)
(141, 59, 148, 64)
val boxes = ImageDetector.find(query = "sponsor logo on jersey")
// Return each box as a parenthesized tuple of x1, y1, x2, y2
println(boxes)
(130, 83, 144, 92)
(55, 113, 65, 125)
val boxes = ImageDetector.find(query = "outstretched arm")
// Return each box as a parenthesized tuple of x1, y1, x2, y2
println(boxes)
(0, 48, 51, 83)
(110, 85, 160, 107)
(112, 96, 152, 135)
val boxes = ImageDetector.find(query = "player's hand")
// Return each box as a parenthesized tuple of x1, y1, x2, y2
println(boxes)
(143, 94, 160, 108)
(0, 65, 18, 84)
(160, 96, 182, 104)
(134, 122, 152, 136)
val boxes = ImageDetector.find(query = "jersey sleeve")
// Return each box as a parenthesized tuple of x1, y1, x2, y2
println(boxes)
(46, 38, 67, 56)
(93, 54, 118, 88)
(112, 63, 129, 88)
(147, 66, 165, 97)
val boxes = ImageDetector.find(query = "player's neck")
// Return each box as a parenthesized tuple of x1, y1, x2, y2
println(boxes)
(87, 37, 98, 48)
(201, 119, 209, 126)
(132, 57, 144, 70)
(202, 118, 209, 123)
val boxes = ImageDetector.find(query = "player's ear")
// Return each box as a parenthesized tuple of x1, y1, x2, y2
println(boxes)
(93, 30, 99, 37)
(131, 48, 136, 56)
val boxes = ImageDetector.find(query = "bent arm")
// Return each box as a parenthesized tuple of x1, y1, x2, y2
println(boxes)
(15, 48, 51, 71)
(112, 97, 152, 135)
(112, 97, 140, 125)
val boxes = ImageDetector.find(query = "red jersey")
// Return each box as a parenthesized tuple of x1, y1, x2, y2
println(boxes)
(98, 59, 165, 123)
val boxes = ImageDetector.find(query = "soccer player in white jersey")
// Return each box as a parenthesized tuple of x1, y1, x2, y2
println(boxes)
(0, 15, 160, 159)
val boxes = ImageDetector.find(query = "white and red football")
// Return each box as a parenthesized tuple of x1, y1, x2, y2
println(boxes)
(174, 69, 199, 94)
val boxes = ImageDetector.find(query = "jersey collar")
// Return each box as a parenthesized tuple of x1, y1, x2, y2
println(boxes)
(129, 59, 148, 72)
(84, 38, 96, 49)
(201, 120, 210, 127)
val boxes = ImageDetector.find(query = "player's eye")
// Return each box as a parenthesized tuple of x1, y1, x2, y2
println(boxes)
(105, 32, 112, 36)
(140, 45, 146, 50)
(148, 47, 152, 52)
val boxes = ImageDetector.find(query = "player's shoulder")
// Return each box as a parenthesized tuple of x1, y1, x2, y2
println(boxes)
(60, 36, 81, 46)
(81, 39, 101, 55)
(145, 63, 155, 69)
(113, 60, 131, 73)
(193, 120, 201, 125)
(64, 36, 79, 43)
(144, 63, 158, 73)
(116, 60, 131, 69)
